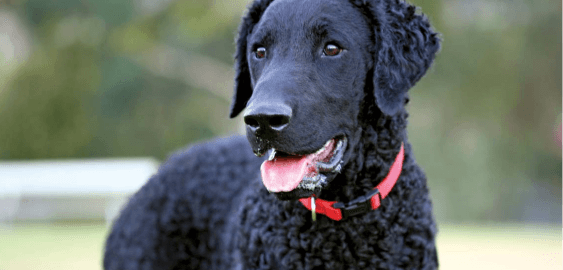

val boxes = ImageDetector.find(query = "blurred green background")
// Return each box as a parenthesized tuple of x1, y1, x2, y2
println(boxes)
(0, 0, 560, 269)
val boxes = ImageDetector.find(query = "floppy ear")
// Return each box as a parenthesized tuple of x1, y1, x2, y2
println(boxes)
(365, 0, 440, 115)
(230, 0, 276, 118)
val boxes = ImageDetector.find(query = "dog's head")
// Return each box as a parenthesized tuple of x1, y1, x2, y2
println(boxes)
(230, 0, 439, 199)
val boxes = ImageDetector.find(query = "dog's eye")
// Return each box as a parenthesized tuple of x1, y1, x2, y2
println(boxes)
(323, 44, 342, 56)
(255, 47, 267, 59)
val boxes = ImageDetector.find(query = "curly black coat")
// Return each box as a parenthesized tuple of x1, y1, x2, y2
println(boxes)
(104, 0, 441, 269)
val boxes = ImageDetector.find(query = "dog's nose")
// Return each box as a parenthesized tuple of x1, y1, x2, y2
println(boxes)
(244, 103, 292, 133)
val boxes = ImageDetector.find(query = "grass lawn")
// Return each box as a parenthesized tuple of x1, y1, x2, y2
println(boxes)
(0, 222, 560, 269)
(0, 222, 108, 270)
(437, 223, 561, 269)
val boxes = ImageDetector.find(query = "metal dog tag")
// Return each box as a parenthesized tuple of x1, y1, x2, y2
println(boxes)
(311, 197, 316, 222)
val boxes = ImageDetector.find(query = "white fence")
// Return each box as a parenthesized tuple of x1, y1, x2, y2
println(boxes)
(0, 158, 159, 223)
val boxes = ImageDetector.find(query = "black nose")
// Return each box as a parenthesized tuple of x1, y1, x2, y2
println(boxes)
(243, 103, 292, 133)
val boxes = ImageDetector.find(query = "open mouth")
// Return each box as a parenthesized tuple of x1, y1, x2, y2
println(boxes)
(260, 137, 347, 196)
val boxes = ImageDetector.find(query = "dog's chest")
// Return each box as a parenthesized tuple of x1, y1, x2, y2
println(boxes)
(235, 191, 395, 269)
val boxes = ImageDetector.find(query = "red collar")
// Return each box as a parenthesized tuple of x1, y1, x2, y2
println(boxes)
(299, 143, 405, 221)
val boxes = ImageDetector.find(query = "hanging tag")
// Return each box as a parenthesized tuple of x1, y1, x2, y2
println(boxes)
(311, 197, 316, 222)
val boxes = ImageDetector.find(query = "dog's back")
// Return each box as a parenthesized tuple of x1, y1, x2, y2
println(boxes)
(104, 136, 262, 269)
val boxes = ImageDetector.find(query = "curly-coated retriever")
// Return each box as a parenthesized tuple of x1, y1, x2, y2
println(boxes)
(104, 0, 441, 269)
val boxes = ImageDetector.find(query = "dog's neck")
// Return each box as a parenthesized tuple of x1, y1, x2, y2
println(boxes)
(321, 107, 408, 203)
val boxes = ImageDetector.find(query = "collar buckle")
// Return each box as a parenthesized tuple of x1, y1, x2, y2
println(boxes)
(333, 189, 381, 220)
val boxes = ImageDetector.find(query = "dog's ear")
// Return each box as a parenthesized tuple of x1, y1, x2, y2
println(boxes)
(230, 0, 276, 118)
(366, 0, 440, 115)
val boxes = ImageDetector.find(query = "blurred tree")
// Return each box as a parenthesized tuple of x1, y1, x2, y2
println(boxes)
(0, 0, 559, 223)
(0, 44, 100, 159)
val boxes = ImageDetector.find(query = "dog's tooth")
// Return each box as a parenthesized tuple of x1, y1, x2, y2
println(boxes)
(268, 149, 276, 161)
(315, 139, 332, 155)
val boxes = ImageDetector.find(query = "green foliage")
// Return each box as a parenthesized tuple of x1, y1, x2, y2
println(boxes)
(0, 0, 559, 222)
(0, 44, 99, 159)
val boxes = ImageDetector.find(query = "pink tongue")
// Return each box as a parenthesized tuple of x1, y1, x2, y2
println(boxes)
(261, 155, 316, 192)
(260, 140, 336, 192)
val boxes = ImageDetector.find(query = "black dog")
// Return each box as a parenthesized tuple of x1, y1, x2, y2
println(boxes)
(104, 0, 440, 269)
